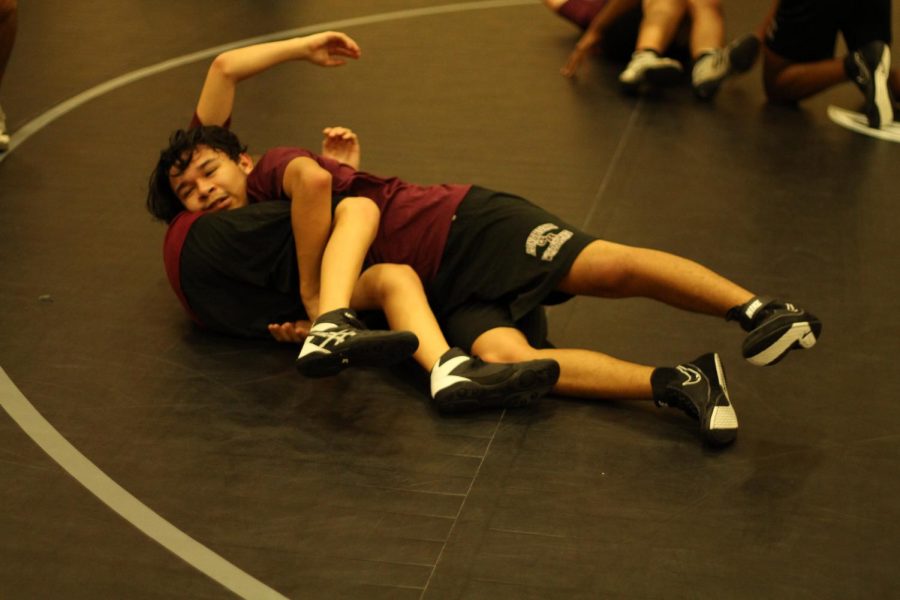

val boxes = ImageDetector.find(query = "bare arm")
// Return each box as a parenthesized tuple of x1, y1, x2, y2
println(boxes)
(195, 31, 361, 126)
(282, 156, 335, 321)
(561, 0, 641, 78)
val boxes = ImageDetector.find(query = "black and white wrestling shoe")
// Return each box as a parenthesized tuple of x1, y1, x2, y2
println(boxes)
(691, 33, 760, 100)
(295, 308, 418, 378)
(728, 296, 822, 366)
(846, 40, 895, 128)
(430, 348, 559, 414)
(652, 353, 738, 446)
(619, 50, 683, 95)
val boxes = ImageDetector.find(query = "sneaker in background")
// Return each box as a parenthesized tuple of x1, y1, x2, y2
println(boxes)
(692, 33, 760, 100)
(619, 49, 683, 94)
(846, 40, 894, 128)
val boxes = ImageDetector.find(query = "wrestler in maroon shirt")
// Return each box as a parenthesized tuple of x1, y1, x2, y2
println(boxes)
(150, 32, 561, 414)
(146, 33, 822, 445)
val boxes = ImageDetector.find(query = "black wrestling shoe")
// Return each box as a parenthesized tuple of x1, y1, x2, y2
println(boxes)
(728, 296, 822, 366)
(652, 353, 738, 446)
(430, 348, 559, 414)
(691, 33, 760, 100)
(295, 308, 418, 378)
(846, 40, 895, 128)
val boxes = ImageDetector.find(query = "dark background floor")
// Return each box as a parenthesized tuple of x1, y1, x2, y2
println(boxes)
(1, 1, 899, 598)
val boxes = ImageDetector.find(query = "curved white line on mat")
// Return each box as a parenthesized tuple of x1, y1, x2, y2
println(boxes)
(0, 368, 289, 599)
(0, 0, 536, 163)
(827, 105, 900, 143)
(0, 2, 538, 596)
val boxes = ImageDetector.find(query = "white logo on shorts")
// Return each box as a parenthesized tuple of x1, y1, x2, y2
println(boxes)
(526, 223, 574, 262)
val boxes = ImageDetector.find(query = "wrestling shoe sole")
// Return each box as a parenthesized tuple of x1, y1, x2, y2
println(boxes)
(295, 331, 419, 378)
(871, 45, 893, 128)
(434, 360, 560, 414)
(707, 407, 738, 446)
(704, 354, 738, 446)
(743, 317, 821, 366)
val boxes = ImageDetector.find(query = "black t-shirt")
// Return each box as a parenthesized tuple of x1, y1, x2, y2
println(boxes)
(179, 202, 306, 338)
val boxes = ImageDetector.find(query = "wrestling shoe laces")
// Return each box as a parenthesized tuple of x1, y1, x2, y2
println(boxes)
(847, 40, 895, 128)
(295, 308, 418, 377)
(727, 296, 822, 366)
(430, 348, 559, 414)
(653, 353, 738, 447)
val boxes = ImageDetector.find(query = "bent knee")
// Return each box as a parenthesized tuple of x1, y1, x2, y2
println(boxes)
(365, 263, 423, 297)
(334, 196, 380, 222)
(558, 240, 638, 296)
(472, 329, 541, 363)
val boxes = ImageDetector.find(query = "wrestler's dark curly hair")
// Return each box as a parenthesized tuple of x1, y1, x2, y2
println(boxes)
(146, 126, 247, 223)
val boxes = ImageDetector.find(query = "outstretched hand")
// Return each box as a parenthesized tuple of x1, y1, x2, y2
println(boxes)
(561, 30, 601, 78)
(321, 126, 361, 169)
(268, 320, 312, 344)
(303, 31, 361, 67)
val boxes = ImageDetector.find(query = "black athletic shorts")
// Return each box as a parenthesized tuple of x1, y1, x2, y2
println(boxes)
(766, 0, 892, 62)
(428, 186, 597, 351)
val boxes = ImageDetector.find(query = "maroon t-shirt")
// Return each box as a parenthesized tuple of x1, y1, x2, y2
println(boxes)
(245, 147, 470, 284)
(163, 120, 470, 330)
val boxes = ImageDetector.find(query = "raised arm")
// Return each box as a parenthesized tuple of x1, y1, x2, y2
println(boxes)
(561, 0, 641, 78)
(195, 31, 361, 126)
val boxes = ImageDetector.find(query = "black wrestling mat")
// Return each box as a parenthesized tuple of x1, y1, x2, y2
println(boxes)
(1, 1, 898, 598)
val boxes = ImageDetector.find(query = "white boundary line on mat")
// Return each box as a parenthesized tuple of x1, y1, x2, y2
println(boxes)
(0, 0, 536, 163)
(0, 2, 536, 596)
(0, 368, 289, 599)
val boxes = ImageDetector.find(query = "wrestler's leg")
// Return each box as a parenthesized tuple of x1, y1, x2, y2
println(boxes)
(351, 265, 561, 413)
(555, 240, 820, 366)
(555, 240, 752, 316)
(471, 326, 737, 445)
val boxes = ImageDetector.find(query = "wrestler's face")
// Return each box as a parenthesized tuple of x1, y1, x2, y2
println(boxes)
(169, 145, 253, 213)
